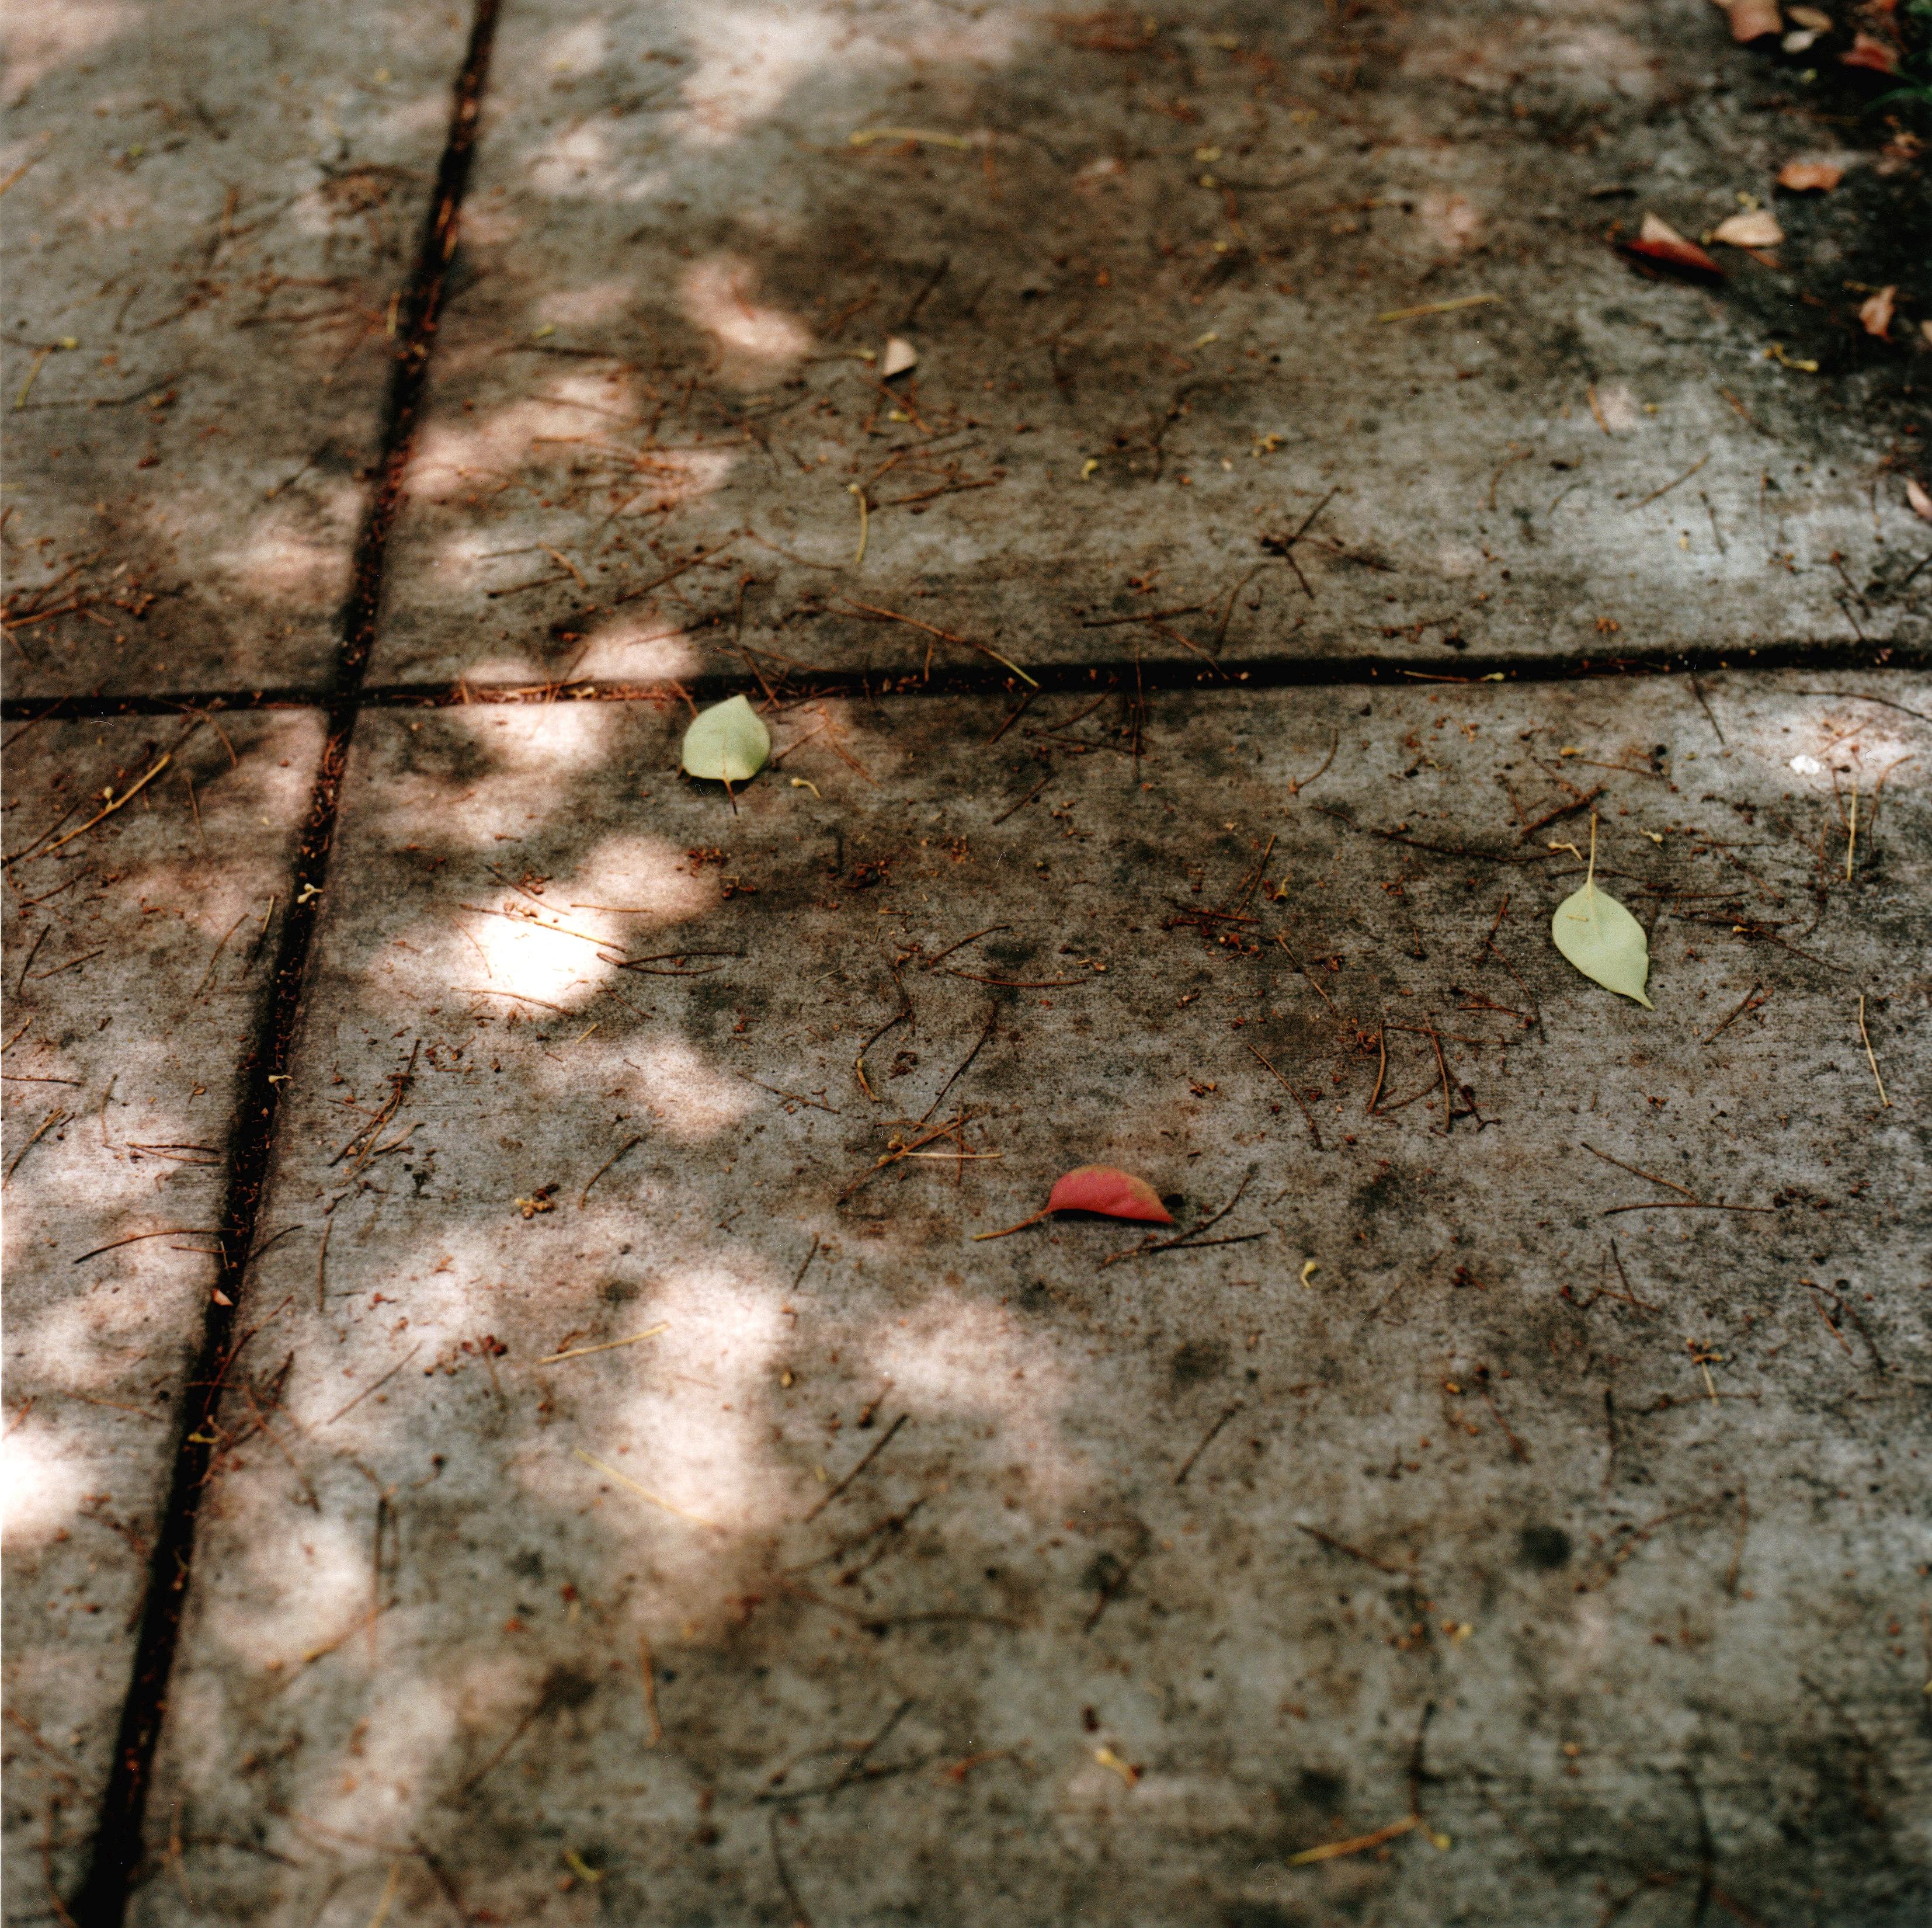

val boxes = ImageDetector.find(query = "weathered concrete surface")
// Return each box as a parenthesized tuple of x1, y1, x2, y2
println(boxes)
(0, 1, 468, 699)
(369, 0, 1929, 691)
(129, 678, 1928, 1925)
(1, 711, 320, 1921)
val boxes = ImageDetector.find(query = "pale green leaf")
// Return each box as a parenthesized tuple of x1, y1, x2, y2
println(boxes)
(1551, 878, 1653, 1008)
(680, 694, 770, 784)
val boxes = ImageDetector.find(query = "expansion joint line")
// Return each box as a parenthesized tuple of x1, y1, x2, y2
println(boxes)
(3, 640, 1925, 726)
(66, 5, 502, 1922)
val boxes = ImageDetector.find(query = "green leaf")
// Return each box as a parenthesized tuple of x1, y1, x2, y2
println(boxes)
(680, 694, 770, 784)
(1551, 877, 1653, 1007)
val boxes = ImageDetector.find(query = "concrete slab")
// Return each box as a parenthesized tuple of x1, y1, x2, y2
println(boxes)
(2, 709, 322, 1920)
(129, 675, 1927, 1925)
(369, 0, 1927, 692)
(0, 1, 468, 699)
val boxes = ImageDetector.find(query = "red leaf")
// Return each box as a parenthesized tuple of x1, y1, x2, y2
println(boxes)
(1841, 32, 1901, 74)
(1619, 213, 1722, 280)
(1046, 1165, 1173, 1222)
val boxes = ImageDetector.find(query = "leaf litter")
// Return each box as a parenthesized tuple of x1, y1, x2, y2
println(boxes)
(973, 1165, 1172, 1240)
(1551, 814, 1653, 1009)
(681, 694, 771, 784)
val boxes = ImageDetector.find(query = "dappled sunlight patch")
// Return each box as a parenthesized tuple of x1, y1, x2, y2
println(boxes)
(1592, 381, 1641, 433)
(538, 16, 613, 78)
(201, 1506, 370, 1670)
(306, 1671, 461, 1839)
(2, 1275, 188, 1403)
(680, 253, 812, 382)
(532, 278, 639, 332)
(557, 1263, 792, 1536)
(669, 0, 1025, 144)
(0, 1423, 94, 1549)
(406, 375, 645, 500)
(379, 86, 461, 143)
(558, 831, 715, 930)
(383, 817, 712, 1020)
(211, 510, 356, 610)
(1420, 189, 1482, 254)
(570, 610, 705, 681)
(623, 1036, 758, 1139)
(1433, 541, 1487, 579)
(445, 696, 620, 777)
(867, 1297, 1080, 1502)
(1749, 706, 1921, 797)
(671, 4, 845, 143)
(465, 913, 604, 1007)
(526, 121, 651, 199)
(3, 0, 138, 103)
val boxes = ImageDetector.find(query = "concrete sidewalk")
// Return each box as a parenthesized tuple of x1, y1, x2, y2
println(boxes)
(4, 4, 1927, 1927)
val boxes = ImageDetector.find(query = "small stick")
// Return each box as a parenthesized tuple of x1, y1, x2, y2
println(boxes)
(4, 1106, 65, 1184)
(1428, 1023, 1454, 1135)
(853, 1001, 910, 1103)
(920, 923, 1010, 971)
(315, 1219, 332, 1314)
(1626, 451, 1710, 512)
(185, 770, 208, 851)
(362, 1863, 402, 1928)
(846, 483, 868, 565)
(1607, 1240, 1658, 1314)
(1100, 1173, 1255, 1266)
(12, 925, 48, 995)
(836, 596, 1034, 684)
(972, 1204, 1054, 1241)
(1516, 786, 1603, 843)
(1287, 728, 1339, 795)
(1844, 776, 1857, 880)
(1276, 935, 1339, 1014)
(920, 1005, 998, 1124)
(991, 770, 1051, 825)
(1174, 1400, 1242, 1486)
(26, 946, 106, 982)
(738, 1074, 840, 1114)
(985, 692, 1036, 744)
(1476, 1367, 1529, 1461)
(1581, 1142, 1701, 1202)
(1226, 832, 1276, 918)
(1287, 1813, 1418, 1866)
(324, 1344, 423, 1424)
(572, 1448, 725, 1530)
(190, 910, 250, 1002)
(1245, 1040, 1322, 1149)
(1702, 984, 1765, 1046)
(804, 1412, 906, 1521)
(638, 1631, 663, 1746)
(579, 1134, 644, 1207)
(769, 1810, 814, 1927)
(1295, 1522, 1413, 1575)
(538, 1323, 668, 1366)
(1856, 995, 1890, 1108)
(943, 970, 1086, 988)
(27, 755, 172, 862)
(1602, 1200, 1777, 1215)
(70, 1225, 219, 1264)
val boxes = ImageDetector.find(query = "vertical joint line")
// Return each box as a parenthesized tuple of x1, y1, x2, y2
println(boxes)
(66, 5, 501, 1923)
